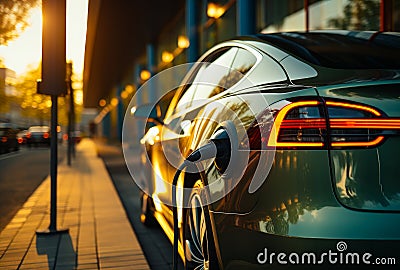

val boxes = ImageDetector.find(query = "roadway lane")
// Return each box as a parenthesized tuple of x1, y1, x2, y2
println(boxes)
(0, 145, 66, 231)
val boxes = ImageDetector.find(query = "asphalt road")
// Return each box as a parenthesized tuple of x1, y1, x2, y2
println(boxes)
(0, 144, 66, 231)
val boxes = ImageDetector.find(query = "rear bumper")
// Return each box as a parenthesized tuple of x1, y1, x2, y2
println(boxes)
(27, 137, 50, 144)
(214, 224, 399, 269)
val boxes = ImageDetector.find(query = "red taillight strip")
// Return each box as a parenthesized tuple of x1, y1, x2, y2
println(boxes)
(280, 119, 327, 129)
(268, 101, 321, 147)
(326, 101, 382, 116)
(331, 136, 385, 147)
(266, 99, 393, 149)
(273, 141, 324, 147)
(330, 119, 400, 129)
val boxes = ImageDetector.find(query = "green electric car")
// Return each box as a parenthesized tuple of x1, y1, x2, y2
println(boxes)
(129, 30, 400, 269)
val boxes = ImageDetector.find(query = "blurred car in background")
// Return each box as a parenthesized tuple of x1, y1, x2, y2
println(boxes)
(0, 123, 19, 153)
(62, 130, 82, 144)
(72, 130, 82, 144)
(17, 130, 29, 145)
(26, 126, 51, 147)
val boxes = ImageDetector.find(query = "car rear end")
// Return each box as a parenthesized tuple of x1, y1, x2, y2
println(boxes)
(201, 33, 400, 269)
(0, 125, 19, 153)
(315, 81, 400, 212)
(214, 81, 400, 269)
(27, 126, 51, 146)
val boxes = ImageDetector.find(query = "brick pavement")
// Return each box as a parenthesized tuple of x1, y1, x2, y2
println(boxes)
(0, 139, 149, 269)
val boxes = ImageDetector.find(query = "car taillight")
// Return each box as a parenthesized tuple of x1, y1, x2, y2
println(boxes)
(267, 100, 326, 148)
(26, 132, 31, 139)
(265, 99, 400, 149)
(18, 138, 23, 144)
(43, 132, 49, 139)
(1, 137, 7, 143)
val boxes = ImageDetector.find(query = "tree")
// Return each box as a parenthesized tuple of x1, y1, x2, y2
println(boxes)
(14, 63, 81, 127)
(0, 0, 39, 45)
(328, 0, 380, 30)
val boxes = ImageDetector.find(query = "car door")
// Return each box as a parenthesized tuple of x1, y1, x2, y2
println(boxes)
(151, 47, 239, 225)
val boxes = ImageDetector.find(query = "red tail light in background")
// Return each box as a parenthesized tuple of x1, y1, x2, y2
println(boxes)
(1, 137, 7, 143)
(266, 98, 400, 149)
(43, 132, 50, 139)
(26, 132, 31, 139)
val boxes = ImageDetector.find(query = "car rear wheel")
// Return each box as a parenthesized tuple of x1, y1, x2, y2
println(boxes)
(184, 181, 219, 270)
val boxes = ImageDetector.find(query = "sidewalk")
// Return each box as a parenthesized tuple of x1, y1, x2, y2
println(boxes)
(0, 139, 150, 269)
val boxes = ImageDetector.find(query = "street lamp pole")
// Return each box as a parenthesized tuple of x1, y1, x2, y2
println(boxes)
(49, 94, 59, 232)
(67, 62, 75, 166)
(36, 0, 68, 235)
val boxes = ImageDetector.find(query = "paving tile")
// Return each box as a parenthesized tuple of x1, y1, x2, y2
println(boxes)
(76, 262, 99, 269)
(0, 139, 149, 270)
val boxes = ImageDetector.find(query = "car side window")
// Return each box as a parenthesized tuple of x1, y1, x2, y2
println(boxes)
(174, 47, 237, 113)
(189, 47, 238, 102)
(175, 64, 207, 113)
(224, 48, 257, 90)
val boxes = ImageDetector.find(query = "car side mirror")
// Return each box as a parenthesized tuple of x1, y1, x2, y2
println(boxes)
(132, 103, 165, 126)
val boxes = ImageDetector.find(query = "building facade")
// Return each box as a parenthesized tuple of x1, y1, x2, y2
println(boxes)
(92, 0, 400, 140)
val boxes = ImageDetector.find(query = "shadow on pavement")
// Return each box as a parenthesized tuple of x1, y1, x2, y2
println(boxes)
(36, 232, 76, 269)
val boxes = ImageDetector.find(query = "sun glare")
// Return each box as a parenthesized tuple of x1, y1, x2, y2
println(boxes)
(0, 7, 42, 75)
(0, 0, 88, 78)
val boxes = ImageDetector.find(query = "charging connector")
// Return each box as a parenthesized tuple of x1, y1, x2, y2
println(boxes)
(172, 129, 231, 270)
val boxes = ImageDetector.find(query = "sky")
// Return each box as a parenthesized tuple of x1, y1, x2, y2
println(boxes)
(0, 0, 88, 78)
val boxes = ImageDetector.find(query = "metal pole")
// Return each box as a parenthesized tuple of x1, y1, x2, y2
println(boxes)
(67, 62, 75, 166)
(186, 0, 199, 62)
(37, 95, 68, 235)
(147, 44, 157, 103)
(67, 80, 75, 165)
(236, 0, 256, 36)
(304, 0, 309, 32)
(49, 95, 58, 231)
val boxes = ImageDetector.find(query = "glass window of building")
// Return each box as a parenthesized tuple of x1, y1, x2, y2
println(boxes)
(258, 0, 381, 33)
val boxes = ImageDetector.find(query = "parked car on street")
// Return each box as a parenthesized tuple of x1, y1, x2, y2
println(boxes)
(0, 123, 19, 153)
(131, 31, 400, 269)
(17, 130, 29, 145)
(26, 126, 51, 147)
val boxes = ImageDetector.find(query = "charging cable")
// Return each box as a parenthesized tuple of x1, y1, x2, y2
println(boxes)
(172, 131, 231, 270)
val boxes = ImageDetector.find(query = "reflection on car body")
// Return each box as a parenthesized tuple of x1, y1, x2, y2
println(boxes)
(132, 31, 400, 269)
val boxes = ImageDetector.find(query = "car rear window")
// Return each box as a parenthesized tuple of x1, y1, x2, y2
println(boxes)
(29, 126, 49, 132)
(258, 32, 400, 69)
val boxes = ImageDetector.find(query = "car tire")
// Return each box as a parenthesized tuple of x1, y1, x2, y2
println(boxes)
(140, 192, 156, 227)
(184, 180, 219, 270)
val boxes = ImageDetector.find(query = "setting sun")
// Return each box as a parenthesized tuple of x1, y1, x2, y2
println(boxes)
(0, 0, 88, 78)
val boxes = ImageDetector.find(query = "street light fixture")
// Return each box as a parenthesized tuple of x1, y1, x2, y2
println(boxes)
(177, 35, 190, 49)
(99, 99, 107, 107)
(207, 2, 225, 19)
(162, 51, 174, 63)
(125, 84, 135, 94)
(140, 69, 151, 81)
(111, 97, 119, 107)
